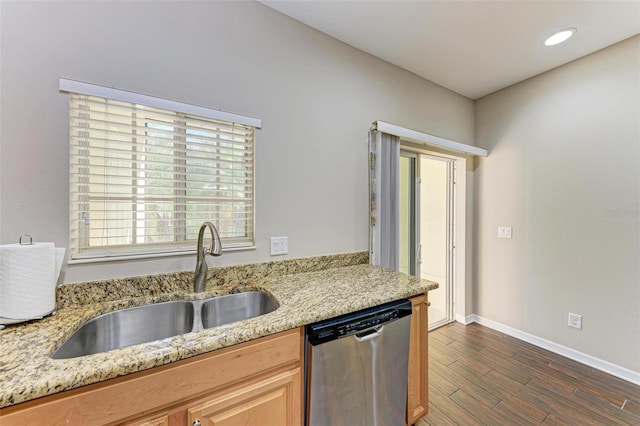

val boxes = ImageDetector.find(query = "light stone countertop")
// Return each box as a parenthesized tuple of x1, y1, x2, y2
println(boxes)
(0, 263, 438, 408)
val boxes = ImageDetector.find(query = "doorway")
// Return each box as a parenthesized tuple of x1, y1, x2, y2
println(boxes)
(400, 151, 455, 329)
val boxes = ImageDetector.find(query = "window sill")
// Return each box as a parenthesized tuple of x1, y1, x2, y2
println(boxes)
(67, 245, 256, 265)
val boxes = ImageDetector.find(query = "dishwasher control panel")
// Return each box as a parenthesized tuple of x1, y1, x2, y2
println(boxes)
(306, 299, 412, 345)
(336, 310, 399, 337)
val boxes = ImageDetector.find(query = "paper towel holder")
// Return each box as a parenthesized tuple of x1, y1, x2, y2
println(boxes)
(19, 234, 34, 245)
(0, 235, 60, 329)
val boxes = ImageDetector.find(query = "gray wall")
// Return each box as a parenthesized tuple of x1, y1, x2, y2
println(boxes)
(475, 35, 640, 372)
(0, 1, 474, 283)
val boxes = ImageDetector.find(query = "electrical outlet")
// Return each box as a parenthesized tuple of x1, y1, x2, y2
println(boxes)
(498, 226, 513, 239)
(568, 313, 582, 330)
(270, 236, 288, 256)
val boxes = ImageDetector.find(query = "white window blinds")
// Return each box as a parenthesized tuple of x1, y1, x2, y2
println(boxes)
(67, 88, 257, 261)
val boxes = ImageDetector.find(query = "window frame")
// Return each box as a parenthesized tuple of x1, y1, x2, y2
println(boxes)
(61, 79, 261, 263)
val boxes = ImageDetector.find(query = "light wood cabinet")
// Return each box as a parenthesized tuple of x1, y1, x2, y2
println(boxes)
(126, 414, 170, 426)
(0, 328, 303, 426)
(1, 295, 429, 426)
(186, 368, 301, 426)
(407, 293, 429, 425)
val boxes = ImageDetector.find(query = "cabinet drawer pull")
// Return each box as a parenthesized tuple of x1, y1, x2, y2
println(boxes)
(193, 420, 202, 426)
(426, 301, 431, 307)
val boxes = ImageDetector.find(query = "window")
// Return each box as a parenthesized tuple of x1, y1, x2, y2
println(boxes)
(62, 79, 260, 261)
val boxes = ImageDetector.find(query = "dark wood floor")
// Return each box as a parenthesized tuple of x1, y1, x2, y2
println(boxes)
(418, 322, 640, 425)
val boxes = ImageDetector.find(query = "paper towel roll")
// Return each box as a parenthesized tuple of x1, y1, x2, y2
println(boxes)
(0, 243, 58, 320)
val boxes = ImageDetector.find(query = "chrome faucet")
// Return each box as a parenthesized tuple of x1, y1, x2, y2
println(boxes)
(194, 221, 222, 292)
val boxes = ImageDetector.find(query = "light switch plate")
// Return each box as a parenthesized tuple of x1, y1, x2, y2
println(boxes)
(498, 226, 513, 239)
(270, 236, 288, 256)
(568, 313, 583, 330)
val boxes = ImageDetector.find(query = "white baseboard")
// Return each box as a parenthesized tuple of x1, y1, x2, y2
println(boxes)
(455, 313, 474, 325)
(454, 314, 640, 386)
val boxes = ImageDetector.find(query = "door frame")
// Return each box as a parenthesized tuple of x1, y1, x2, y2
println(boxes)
(400, 143, 470, 328)
(399, 151, 419, 277)
(419, 153, 455, 329)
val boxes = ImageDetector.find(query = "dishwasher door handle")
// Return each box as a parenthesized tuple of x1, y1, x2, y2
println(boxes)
(354, 326, 384, 342)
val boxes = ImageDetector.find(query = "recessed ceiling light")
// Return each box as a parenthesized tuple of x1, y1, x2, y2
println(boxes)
(545, 28, 577, 46)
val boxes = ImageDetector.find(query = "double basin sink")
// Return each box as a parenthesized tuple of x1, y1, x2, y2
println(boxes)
(51, 291, 278, 359)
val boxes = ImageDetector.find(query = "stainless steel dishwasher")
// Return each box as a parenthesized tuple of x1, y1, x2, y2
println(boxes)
(305, 299, 413, 426)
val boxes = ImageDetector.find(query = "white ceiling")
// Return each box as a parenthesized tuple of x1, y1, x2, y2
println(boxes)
(260, 0, 640, 99)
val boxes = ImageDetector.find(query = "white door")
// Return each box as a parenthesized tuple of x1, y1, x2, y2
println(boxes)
(399, 151, 455, 329)
(419, 155, 454, 329)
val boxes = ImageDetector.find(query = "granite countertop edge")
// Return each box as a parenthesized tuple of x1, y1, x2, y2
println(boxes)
(0, 264, 438, 408)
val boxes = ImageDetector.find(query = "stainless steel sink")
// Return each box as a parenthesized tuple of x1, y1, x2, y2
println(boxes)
(51, 301, 194, 359)
(201, 291, 278, 329)
(51, 292, 278, 359)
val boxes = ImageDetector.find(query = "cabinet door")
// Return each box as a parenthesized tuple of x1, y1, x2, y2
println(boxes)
(187, 368, 302, 426)
(407, 293, 429, 425)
